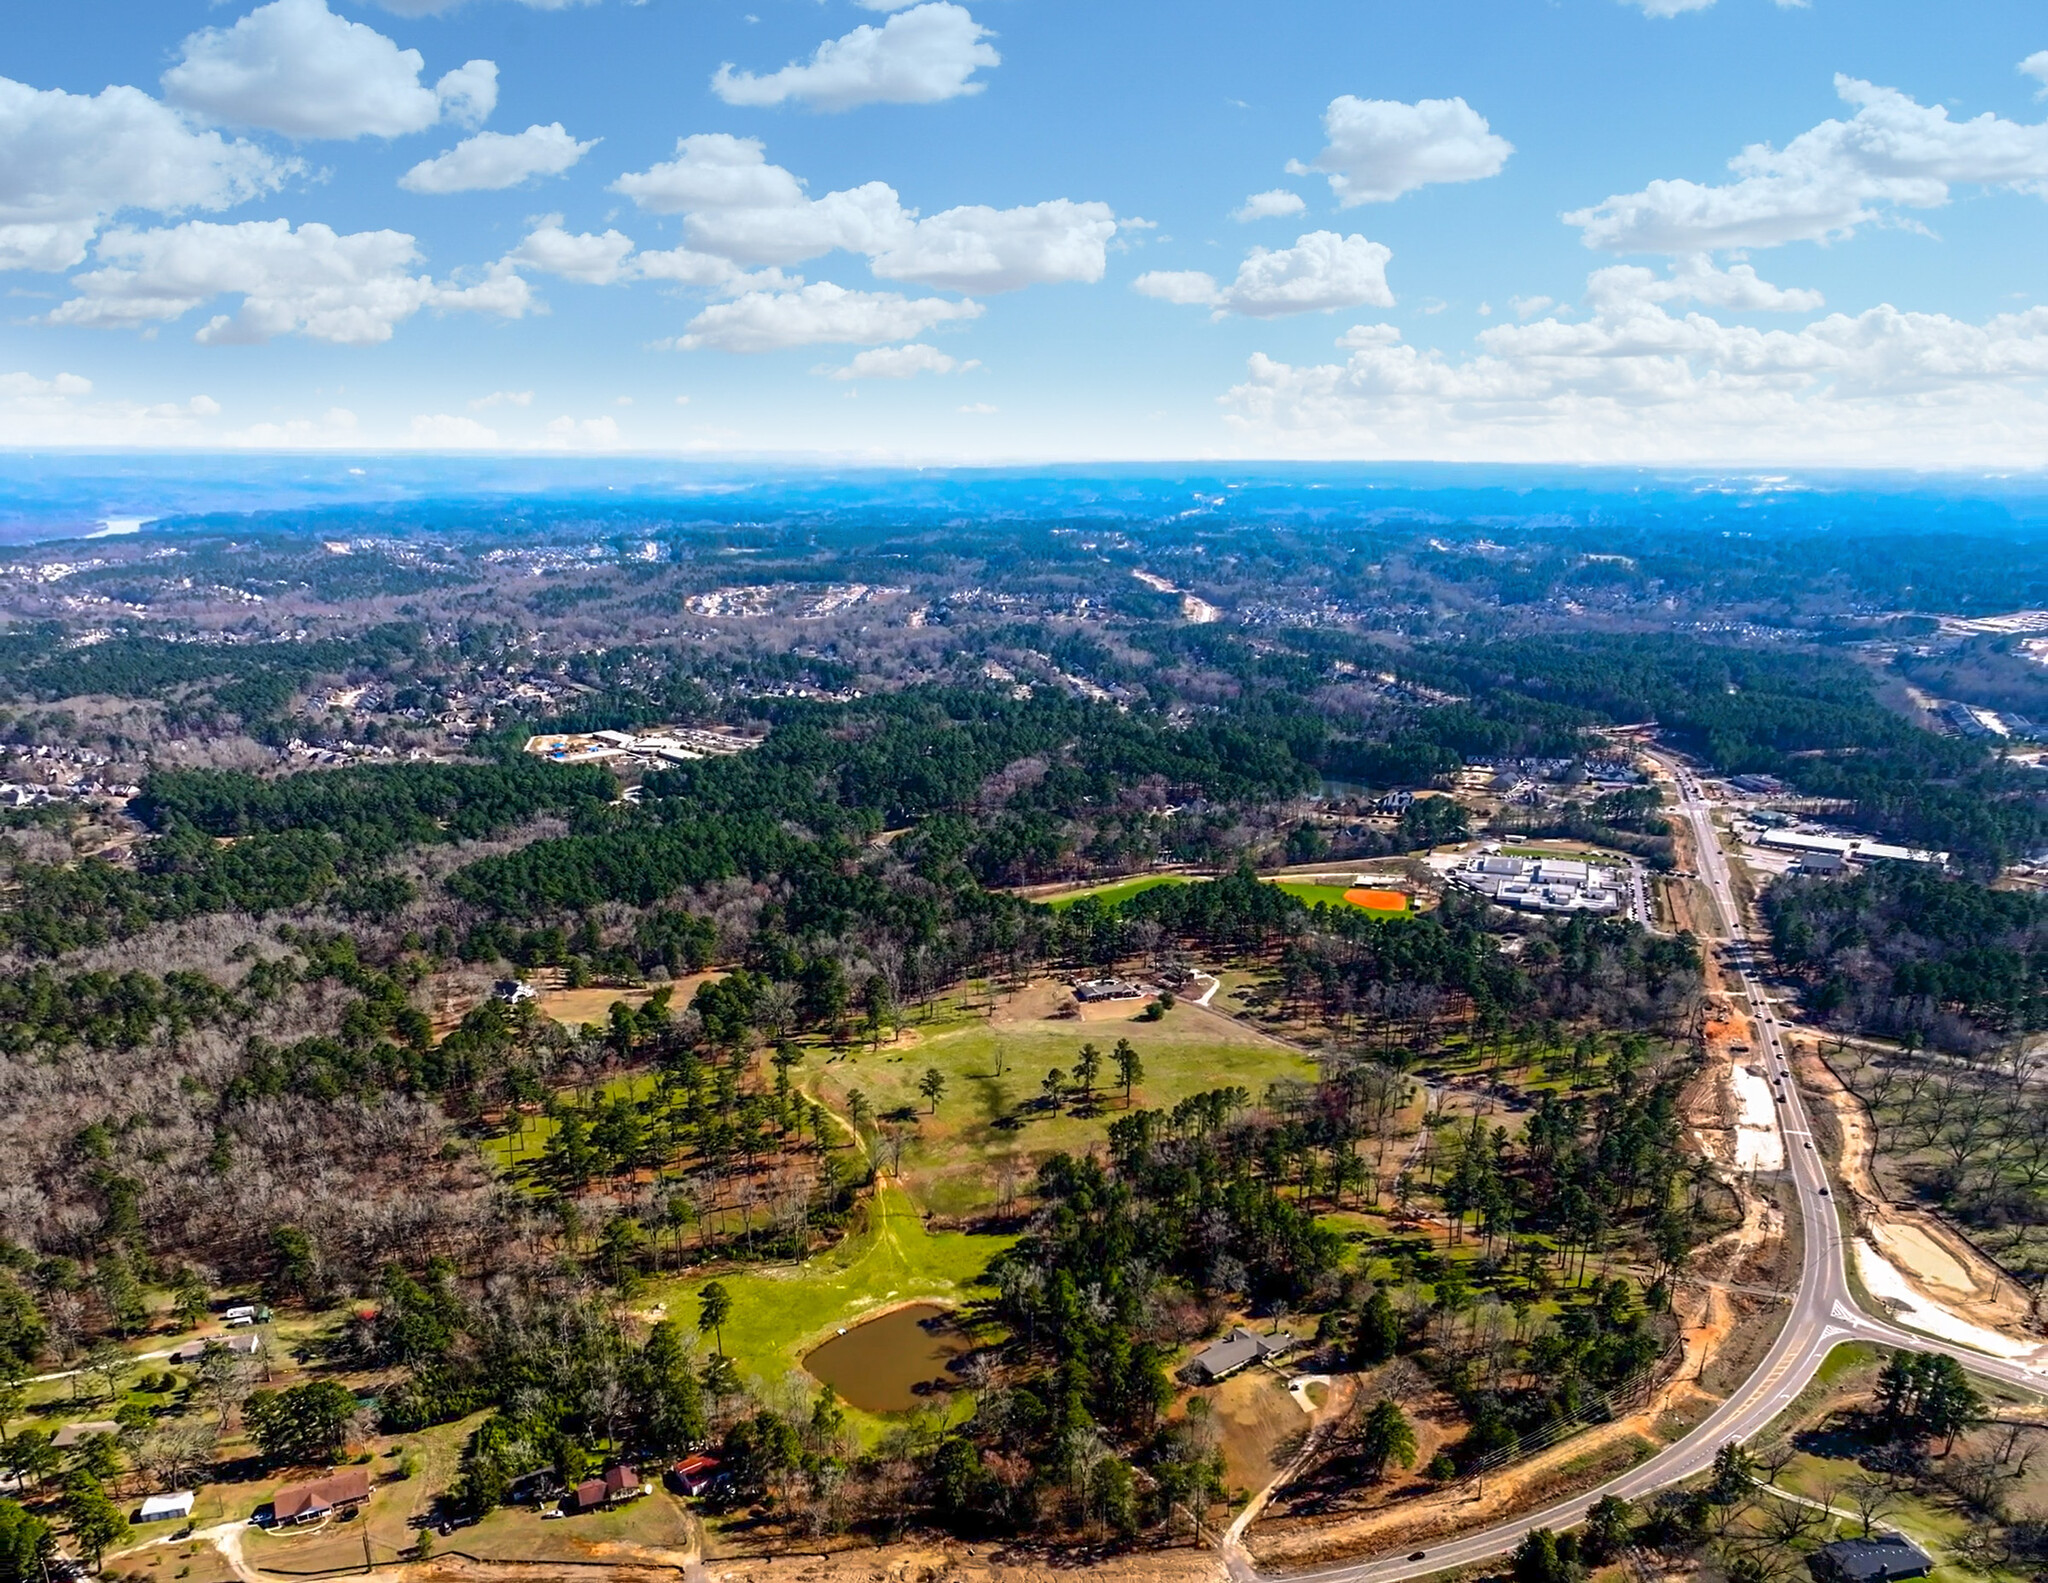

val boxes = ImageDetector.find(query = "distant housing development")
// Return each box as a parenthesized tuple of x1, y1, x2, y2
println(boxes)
(1449, 853, 1623, 915)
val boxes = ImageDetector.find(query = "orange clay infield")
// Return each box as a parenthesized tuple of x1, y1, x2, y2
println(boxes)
(1343, 888, 1410, 911)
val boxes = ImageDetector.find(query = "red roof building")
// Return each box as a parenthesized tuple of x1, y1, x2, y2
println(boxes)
(272, 1469, 372, 1525)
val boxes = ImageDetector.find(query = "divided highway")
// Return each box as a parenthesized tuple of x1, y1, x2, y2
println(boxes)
(1247, 755, 2046, 1583)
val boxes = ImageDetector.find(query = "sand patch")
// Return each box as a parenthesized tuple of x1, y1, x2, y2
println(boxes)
(1855, 1238, 2048, 1369)
(1870, 1219, 1977, 1299)
(1730, 1064, 1786, 1172)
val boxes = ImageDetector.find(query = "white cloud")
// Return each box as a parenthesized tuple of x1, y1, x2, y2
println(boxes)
(1289, 95, 1512, 206)
(1585, 254, 1824, 312)
(0, 369, 225, 446)
(612, 134, 1120, 289)
(958, 402, 996, 413)
(1619, 0, 1809, 12)
(470, 389, 533, 408)
(225, 406, 359, 447)
(1568, 74, 2048, 253)
(2024, 52, 2048, 97)
(545, 414, 623, 446)
(676, 282, 982, 352)
(410, 412, 499, 446)
(1134, 230, 1393, 318)
(47, 218, 532, 344)
(821, 342, 977, 378)
(507, 218, 636, 284)
(163, 0, 496, 140)
(870, 200, 1116, 291)
(1510, 294, 1555, 320)
(1222, 274, 2048, 465)
(0, 76, 290, 272)
(400, 124, 595, 194)
(1233, 189, 1306, 223)
(368, 0, 596, 13)
(710, 3, 998, 111)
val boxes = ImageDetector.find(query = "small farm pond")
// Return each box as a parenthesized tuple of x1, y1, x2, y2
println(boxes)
(803, 1302, 969, 1413)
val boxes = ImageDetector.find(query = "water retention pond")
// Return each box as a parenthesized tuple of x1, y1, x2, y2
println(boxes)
(803, 1302, 970, 1414)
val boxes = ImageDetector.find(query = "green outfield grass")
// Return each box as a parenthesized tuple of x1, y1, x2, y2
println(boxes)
(1042, 873, 1195, 909)
(1269, 879, 1411, 912)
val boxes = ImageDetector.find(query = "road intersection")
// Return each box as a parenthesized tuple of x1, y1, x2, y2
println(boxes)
(1243, 754, 2046, 1583)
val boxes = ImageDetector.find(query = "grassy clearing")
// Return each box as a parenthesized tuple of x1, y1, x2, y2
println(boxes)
(1042, 874, 1194, 909)
(643, 1183, 1009, 1437)
(810, 1003, 1313, 1216)
(478, 1071, 659, 1174)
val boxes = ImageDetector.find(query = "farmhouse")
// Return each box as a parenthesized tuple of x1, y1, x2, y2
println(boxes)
(1186, 1327, 1292, 1384)
(668, 1455, 722, 1497)
(1074, 979, 1145, 1003)
(1809, 1536, 1933, 1583)
(575, 1466, 642, 1510)
(272, 1469, 372, 1525)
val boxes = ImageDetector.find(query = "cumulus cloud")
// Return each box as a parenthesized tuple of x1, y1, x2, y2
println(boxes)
(1233, 189, 1306, 222)
(1133, 230, 1394, 318)
(0, 77, 291, 272)
(163, 0, 496, 140)
(1585, 253, 1824, 312)
(676, 282, 982, 352)
(710, 3, 998, 111)
(47, 218, 532, 344)
(0, 368, 227, 446)
(869, 199, 1116, 291)
(506, 218, 637, 284)
(821, 342, 977, 378)
(1568, 74, 2048, 253)
(1289, 95, 1512, 205)
(2025, 52, 2048, 96)
(400, 124, 595, 194)
(1222, 273, 2048, 465)
(612, 134, 1119, 289)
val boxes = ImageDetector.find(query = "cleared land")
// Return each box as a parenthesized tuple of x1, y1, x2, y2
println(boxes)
(810, 996, 1315, 1218)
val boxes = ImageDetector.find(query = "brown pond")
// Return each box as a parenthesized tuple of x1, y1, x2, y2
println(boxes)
(803, 1302, 969, 1413)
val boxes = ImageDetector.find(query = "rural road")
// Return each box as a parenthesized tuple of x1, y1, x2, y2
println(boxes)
(1241, 754, 2048, 1583)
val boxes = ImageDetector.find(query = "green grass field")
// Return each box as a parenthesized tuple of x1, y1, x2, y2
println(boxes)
(1268, 880, 1411, 913)
(811, 1004, 1314, 1216)
(478, 1071, 660, 1175)
(1042, 874, 1195, 909)
(645, 1183, 1008, 1438)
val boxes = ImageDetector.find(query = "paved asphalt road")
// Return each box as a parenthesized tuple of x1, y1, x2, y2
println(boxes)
(1244, 755, 2047, 1583)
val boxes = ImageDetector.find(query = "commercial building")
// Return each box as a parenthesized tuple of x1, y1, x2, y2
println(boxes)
(1449, 854, 1623, 915)
(1755, 830, 1947, 867)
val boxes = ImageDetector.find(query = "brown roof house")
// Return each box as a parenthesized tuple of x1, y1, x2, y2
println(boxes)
(574, 1466, 640, 1511)
(272, 1469, 372, 1526)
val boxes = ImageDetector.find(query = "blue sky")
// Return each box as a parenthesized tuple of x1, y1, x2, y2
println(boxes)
(5, 0, 2048, 464)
